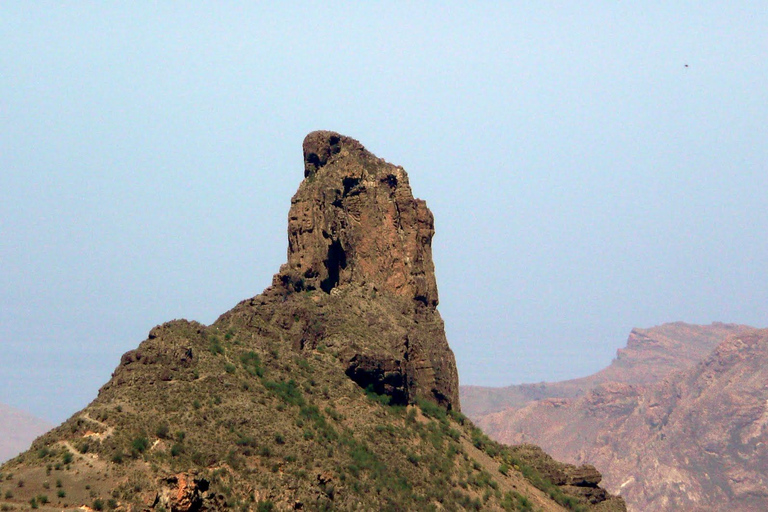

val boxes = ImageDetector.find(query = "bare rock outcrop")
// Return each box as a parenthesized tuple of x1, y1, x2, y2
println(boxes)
(154, 473, 222, 512)
(230, 130, 459, 409)
(461, 322, 752, 419)
(278, 130, 438, 307)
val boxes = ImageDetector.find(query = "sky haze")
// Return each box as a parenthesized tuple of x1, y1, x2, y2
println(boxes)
(1, 3, 767, 423)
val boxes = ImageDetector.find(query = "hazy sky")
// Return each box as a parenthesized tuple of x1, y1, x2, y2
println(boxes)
(2, 3, 767, 423)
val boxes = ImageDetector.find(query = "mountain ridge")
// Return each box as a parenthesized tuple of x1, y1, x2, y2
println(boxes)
(461, 322, 752, 419)
(0, 131, 624, 511)
(464, 322, 767, 511)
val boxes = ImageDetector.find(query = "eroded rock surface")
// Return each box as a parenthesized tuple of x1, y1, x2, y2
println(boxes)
(280, 130, 438, 307)
(155, 473, 221, 512)
(461, 322, 752, 418)
(247, 130, 459, 409)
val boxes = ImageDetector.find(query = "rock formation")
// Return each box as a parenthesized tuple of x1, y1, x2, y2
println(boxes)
(464, 323, 768, 511)
(0, 131, 625, 510)
(282, 130, 438, 307)
(257, 130, 458, 409)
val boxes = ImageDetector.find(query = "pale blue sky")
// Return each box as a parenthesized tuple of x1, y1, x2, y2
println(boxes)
(2, 3, 767, 423)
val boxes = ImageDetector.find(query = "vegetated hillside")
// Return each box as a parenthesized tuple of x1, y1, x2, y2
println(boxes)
(468, 326, 768, 511)
(461, 322, 752, 419)
(0, 132, 624, 512)
(0, 403, 52, 463)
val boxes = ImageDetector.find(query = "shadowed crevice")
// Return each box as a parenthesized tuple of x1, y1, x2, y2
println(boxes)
(320, 239, 347, 293)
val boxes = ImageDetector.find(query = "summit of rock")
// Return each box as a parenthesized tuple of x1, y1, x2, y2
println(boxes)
(279, 130, 438, 308)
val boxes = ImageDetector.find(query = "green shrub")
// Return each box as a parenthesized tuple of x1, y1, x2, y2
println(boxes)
(57, 489, 66, 498)
(264, 379, 304, 406)
(449, 409, 468, 424)
(417, 398, 447, 422)
(324, 406, 341, 421)
(62, 451, 73, 464)
(364, 385, 391, 406)
(256, 501, 274, 512)
(236, 436, 257, 448)
(471, 430, 485, 450)
(93, 498, 104, 511)
(209, 337, 225, 355)
(240, 352, 264, 377)
(29, 497, 38, 509)
(131, 436, 149, 455)
(295, 357, 311, 371)
(155, 423, 170, 439)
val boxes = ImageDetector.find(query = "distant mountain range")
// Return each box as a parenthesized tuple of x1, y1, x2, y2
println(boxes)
(463, 322, 768, 511)
(0, 402, 52, 463)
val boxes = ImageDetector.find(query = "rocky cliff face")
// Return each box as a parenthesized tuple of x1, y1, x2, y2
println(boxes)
(265, 130, 458, 408)
(280, 131, 438, 307)
(227, 130, 459, 410)
(465, 323, 768, 511)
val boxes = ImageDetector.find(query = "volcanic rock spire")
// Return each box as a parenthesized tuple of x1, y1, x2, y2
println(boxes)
(277, 131, 439, 308)
(269, 131, 459, 409)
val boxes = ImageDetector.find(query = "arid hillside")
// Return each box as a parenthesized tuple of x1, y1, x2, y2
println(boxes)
(461, 322, 752, 419)
(465, 323, 767, 511)
(0, 132, 624, 512)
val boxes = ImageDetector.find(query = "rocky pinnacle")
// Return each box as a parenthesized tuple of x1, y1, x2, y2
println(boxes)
(277, 130, 439, 308)
(268, 131, 459, 409)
